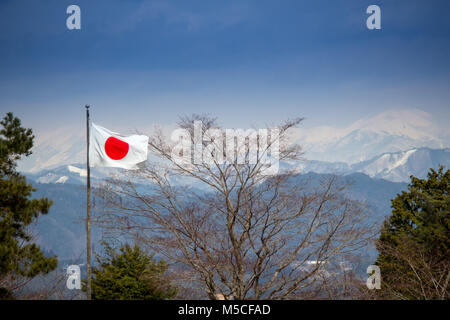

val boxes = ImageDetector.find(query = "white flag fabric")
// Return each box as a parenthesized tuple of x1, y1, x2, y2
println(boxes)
(89, 123, 149, 170)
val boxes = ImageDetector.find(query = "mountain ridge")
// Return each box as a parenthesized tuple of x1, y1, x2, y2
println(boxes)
(17, 109, 450, 184)
(296, 147, 450, 182)
(293, 109, 449, 163)
(26, 147, 450, 184)
(29, 172, 408, 260)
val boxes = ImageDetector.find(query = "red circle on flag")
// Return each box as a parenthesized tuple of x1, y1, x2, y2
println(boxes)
(105, 137, 129, 160)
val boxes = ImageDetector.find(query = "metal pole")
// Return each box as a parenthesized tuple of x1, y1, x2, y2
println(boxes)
(85, 105, 92, 300)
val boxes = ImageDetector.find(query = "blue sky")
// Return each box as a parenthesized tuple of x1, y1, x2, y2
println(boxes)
(1, 0, 449, 132)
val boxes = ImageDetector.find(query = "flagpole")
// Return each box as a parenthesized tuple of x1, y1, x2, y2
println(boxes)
(85, 105, 92, 300)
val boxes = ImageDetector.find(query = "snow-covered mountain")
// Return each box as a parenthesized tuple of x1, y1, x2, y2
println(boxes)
(18, 127, 86, 173)
(296, 148, 450, 182)
(17, 109, 450, 183)
(25, 163, 128, 186)
(350, 148, 450, 182)
(28, 147, 449, 185)
(30, 164, 88, 184)
(26, 164, 95, 185)
(292, 109, 449, 163)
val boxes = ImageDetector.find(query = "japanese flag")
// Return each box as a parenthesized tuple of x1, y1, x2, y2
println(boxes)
(89, 123, 149, 170)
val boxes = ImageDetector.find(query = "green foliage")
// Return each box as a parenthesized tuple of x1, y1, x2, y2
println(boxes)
(90, 243, 177, 300)
(0, 112, 57, 299)
(0, 112, 34, 176)
(376, 166, 450, 299)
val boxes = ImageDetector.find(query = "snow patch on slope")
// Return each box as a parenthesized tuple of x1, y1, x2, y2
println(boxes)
(68, 165, 87, 177)
(55, 176, 69, 184)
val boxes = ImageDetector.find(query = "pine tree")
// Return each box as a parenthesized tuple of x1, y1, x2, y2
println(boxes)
(89, 243, 177, 300)
(375, 166, 449, 299)
(0, 112, 58, 299)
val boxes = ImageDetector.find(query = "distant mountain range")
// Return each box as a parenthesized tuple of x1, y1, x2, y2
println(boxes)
(30, 172, 408, 261)
(291, 109, 450, 164)
(16, 108, 449, 266)
(295, 147, 450, 182)
(26, 164, 110, 185)
(26, 147, 449, 185)
(27, 148, 449, 260)
(18, 109, 450, 175)
(350, 148, 449, 182)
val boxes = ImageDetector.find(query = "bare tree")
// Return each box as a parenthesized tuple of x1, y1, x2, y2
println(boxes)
(376, 236, 450, 300)
(95, 115, 374, 299)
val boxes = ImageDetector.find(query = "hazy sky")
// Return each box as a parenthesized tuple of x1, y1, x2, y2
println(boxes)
(1, 0, 449, 133)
